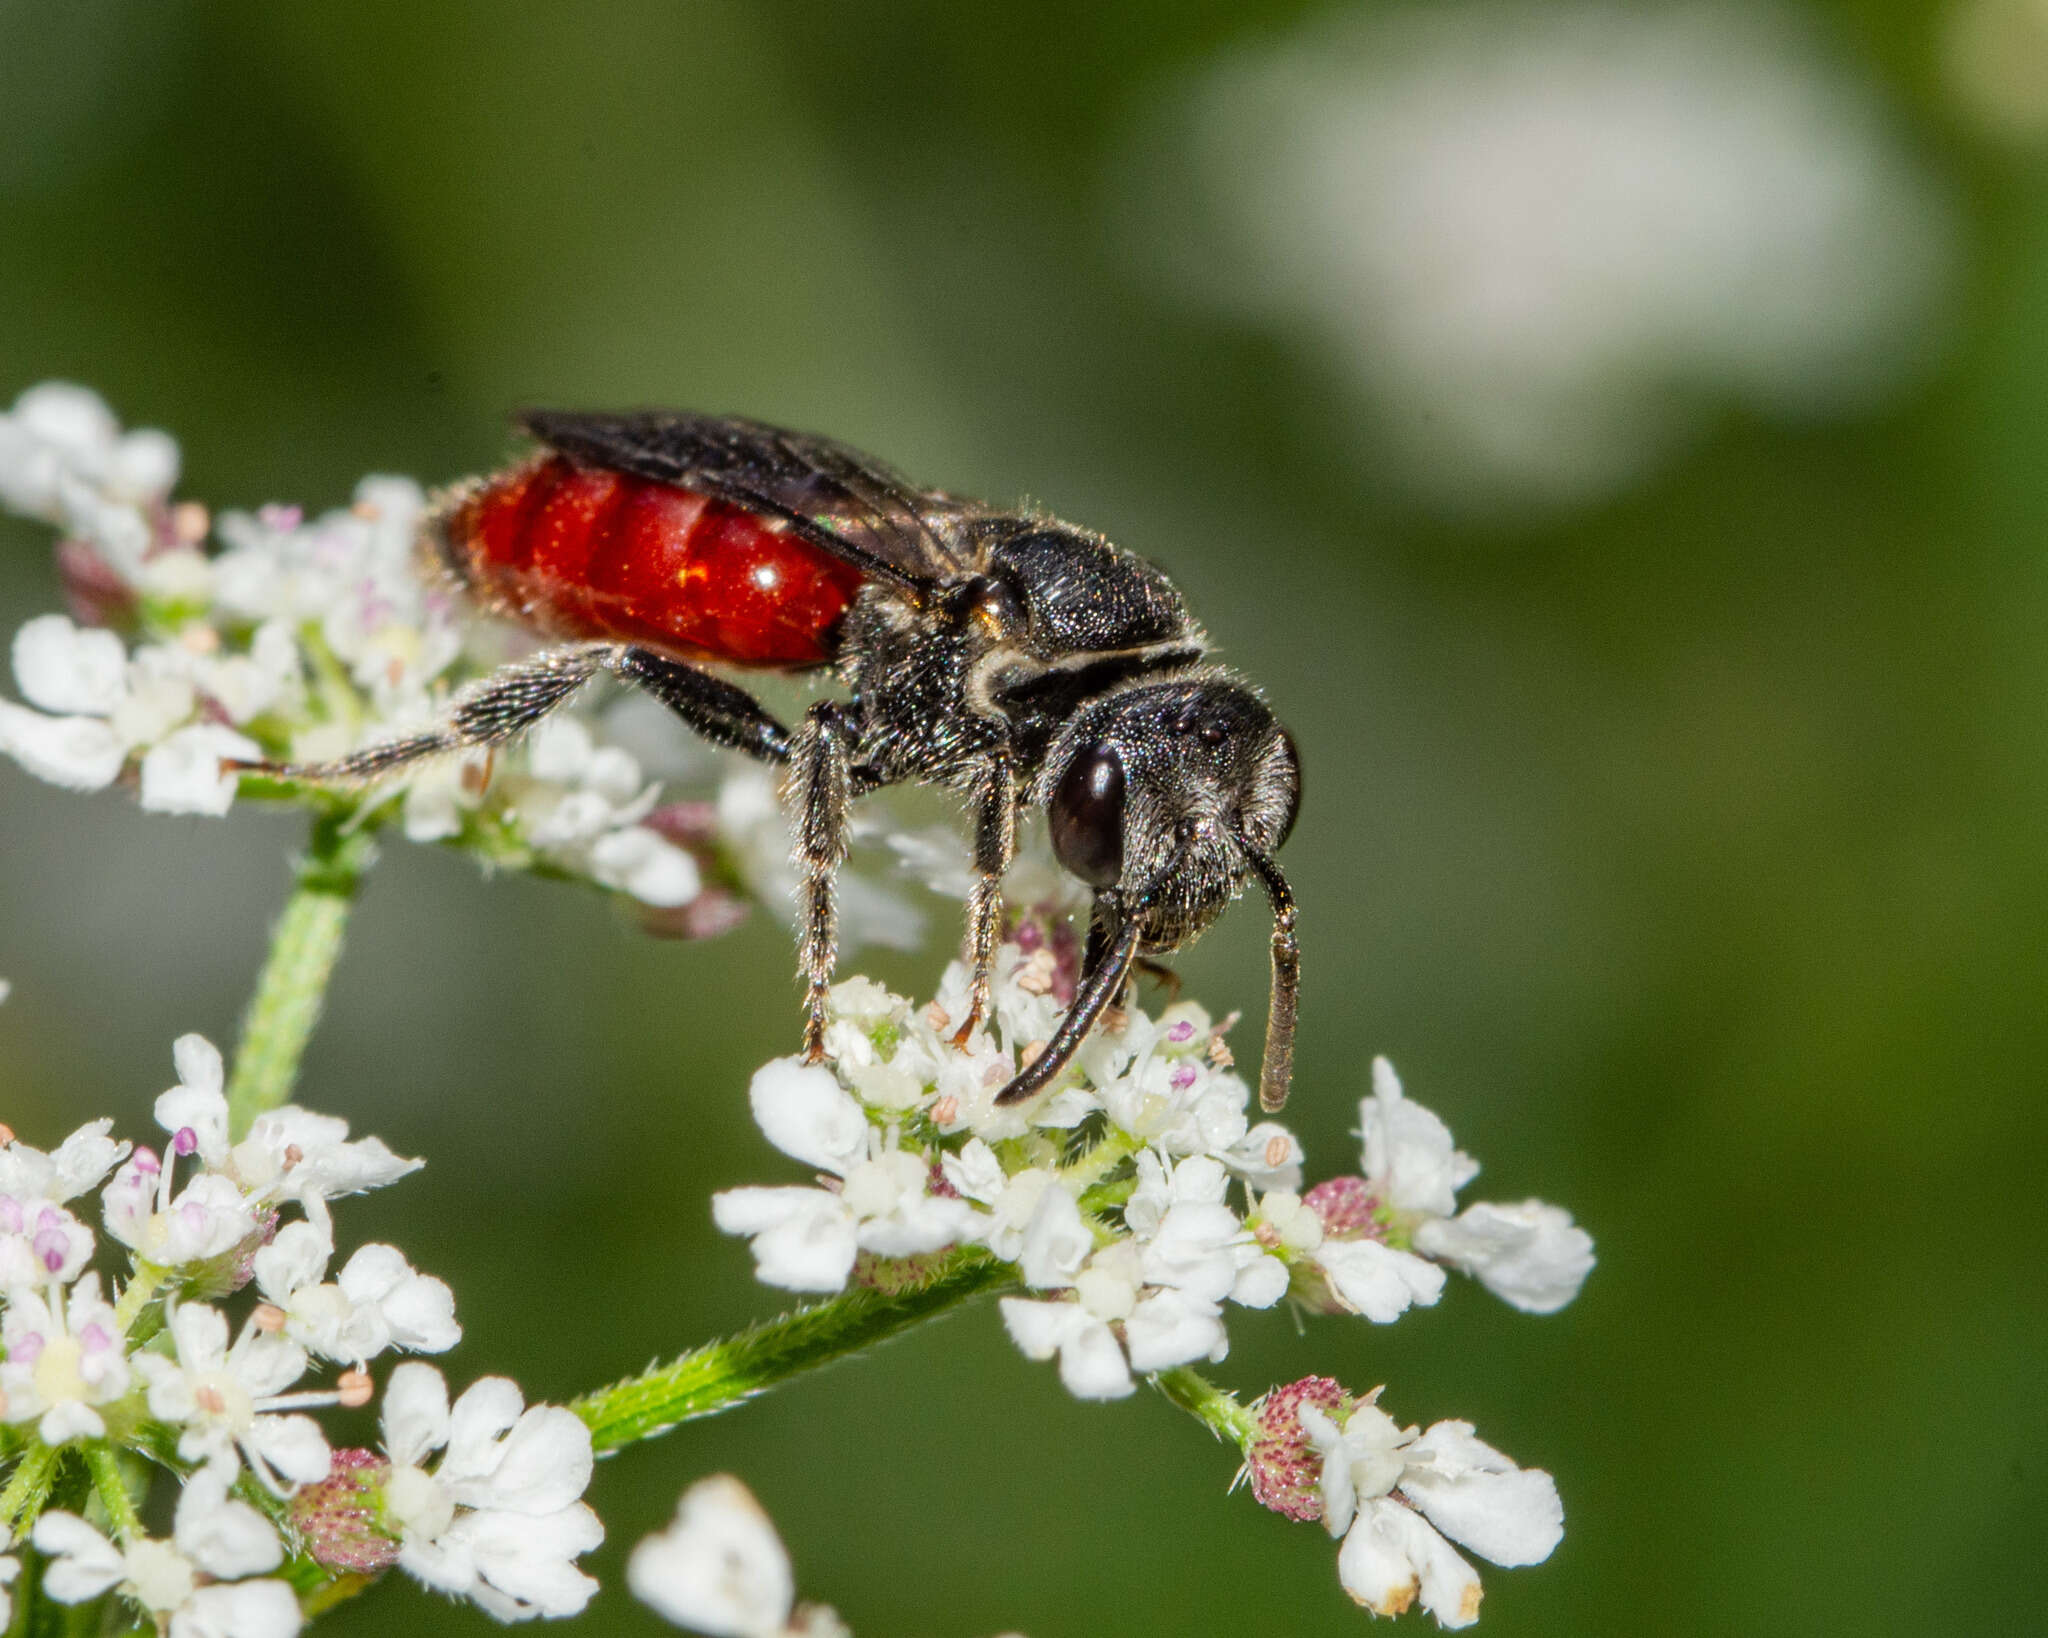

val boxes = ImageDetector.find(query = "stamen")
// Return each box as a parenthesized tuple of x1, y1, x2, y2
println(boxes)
(931, 1096, 959, 1126)
(251, 1303, 286, 1334)
(1265, 1134, 1293, 1169)
(336, 1369, 373, 1409)
(0, 1123, 14, 1146)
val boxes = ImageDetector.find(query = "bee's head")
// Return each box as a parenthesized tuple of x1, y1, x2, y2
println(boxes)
(1027, 673, 1302, 1111)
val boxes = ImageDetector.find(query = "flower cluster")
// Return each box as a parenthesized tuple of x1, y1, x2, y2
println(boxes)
(0, 1032, 601, 1632)
(712, 929, 1592, 1622)
(0, 382, 920, 948)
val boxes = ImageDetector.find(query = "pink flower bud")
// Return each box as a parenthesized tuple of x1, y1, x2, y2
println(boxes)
(1245, 1376, 1353, 1522)
(1304, 1175, 1384, 1241)
(290, 1448, 400, 1573)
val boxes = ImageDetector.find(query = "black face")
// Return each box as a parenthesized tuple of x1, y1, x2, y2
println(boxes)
(1042, 674, 1300, 949)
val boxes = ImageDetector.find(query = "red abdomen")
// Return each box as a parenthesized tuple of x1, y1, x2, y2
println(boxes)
(438, 454, 866, 668)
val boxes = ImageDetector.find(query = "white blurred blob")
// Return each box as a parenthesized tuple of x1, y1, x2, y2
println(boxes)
(1129, 2, 1954, 513)
(1945, 0, 2048, 139)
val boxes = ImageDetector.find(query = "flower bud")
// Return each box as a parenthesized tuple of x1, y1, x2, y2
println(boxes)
(290, 1448, 400, 1573)
(1245, 1376, 1353, 1521)
(1303, 1175, 1384, 1241)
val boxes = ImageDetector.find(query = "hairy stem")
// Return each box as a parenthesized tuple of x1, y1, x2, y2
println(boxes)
(572, 1248, 1013, 1453)
(79, 1446, 141, 1544)
(225, 810, 376, 1140)
(1152, 1366, 1256, 1450)
(0, 1444, 60, 1531)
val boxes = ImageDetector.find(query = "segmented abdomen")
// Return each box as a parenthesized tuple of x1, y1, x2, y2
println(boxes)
(436, 454, 865, 668)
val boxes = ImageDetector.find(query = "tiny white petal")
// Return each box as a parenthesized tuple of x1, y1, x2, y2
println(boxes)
(589, 825, 702, 907)
(629, 1475, 794, 1638)
(747, 1059, 869, 1175)
(176, 1466, 285, 1579)
(13, 615, 127, 715)
(1124, 1288, 1229, 1372)
(1316, 1238, 1447, 1321)
(1361, 1057, 1479, 1217)
(171, 1579, 304, 1638)
(1413, 1199, 1595, 1314)
(140, 725, 259, 816)
(1016, 1183, 1091, 1289)
(0, 700, 125, 789)
(1400, 1421, 1564, 1568)
(31, 1512, 125, 1602)
(713, 1186, 858, 1292)
(382, 1362, 452, 1468)
(171, 1033, 226, 1100)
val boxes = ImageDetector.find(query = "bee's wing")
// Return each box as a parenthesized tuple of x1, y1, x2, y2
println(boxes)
(519, 410, 971, 597)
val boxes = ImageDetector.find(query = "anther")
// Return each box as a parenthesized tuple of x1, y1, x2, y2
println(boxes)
(931, 1096, 959, 1126)
(170, 501, 211, 544)
(0, 1124, 14, 1146)
(923, 1001, 950, 1033)
(1265, 1134, 1292, 1168)
(252, 1303, 286, 1334)
(336, 1369, 373, 1409)
(195, 1384, 227, 1414)
(1020, 1041, 1047, 1069)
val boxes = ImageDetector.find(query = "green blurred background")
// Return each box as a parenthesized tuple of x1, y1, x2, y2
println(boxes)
(2, 2, 2045, 1633)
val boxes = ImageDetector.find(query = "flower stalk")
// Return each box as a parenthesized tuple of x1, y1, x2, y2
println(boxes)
(1152, 1366, 1256, 1449)
(79, 1445, 141, 1544)
(225, 809, 376, 1140)
(572, 1247, 1015, 1453)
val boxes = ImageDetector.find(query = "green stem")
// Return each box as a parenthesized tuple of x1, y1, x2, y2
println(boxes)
(225, 810, 376, 1140)
(110, 1264, 164, 1340)
(79, 1446, 141, 1543)
(1152, 1366, 1256, 1450)
(571, 1248, 1013, 1453)
(0, 1444, 60, 1531)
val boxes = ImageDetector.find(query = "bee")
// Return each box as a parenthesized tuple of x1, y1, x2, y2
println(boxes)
(247, 413, 1302, 1109)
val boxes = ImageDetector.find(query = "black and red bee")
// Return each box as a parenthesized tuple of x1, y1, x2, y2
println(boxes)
(248, 413, 1303, 1110)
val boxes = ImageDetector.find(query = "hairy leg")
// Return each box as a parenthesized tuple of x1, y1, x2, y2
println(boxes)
(952, 755, 1017, 1046)
(785, 701, 861, 1060)
(234, 643, 792, 782)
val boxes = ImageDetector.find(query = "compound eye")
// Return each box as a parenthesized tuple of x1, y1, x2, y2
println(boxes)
(1050, 741, 1126, 887)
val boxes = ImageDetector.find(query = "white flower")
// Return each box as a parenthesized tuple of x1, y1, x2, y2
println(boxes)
(506, 717, 703, 908)
(630, 1475, 856, 1638)
(0, 1273, 129, 1443)
(0, 1197, 95, 1286)
(34, 1465, 301, 1638)
(0, 1117, 129, 1202)
(712, 1061, 981, 1292)
(1126, 1152, 1288, 1310)
(998, 1295, 1135, 1401)
(251, 1221, 459, 1365)
(0, 615, 256, 811)
(0, 383, 174, 567)
(1300, 1399, 1562, 1629)
(1413, 1200, 1596, 1316)
(233, 1104, 424, 1220)
(133, 1302, 331, 1490)
(377, 1362, 603, 1622)
(1356, 1059, 1593, 1314)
